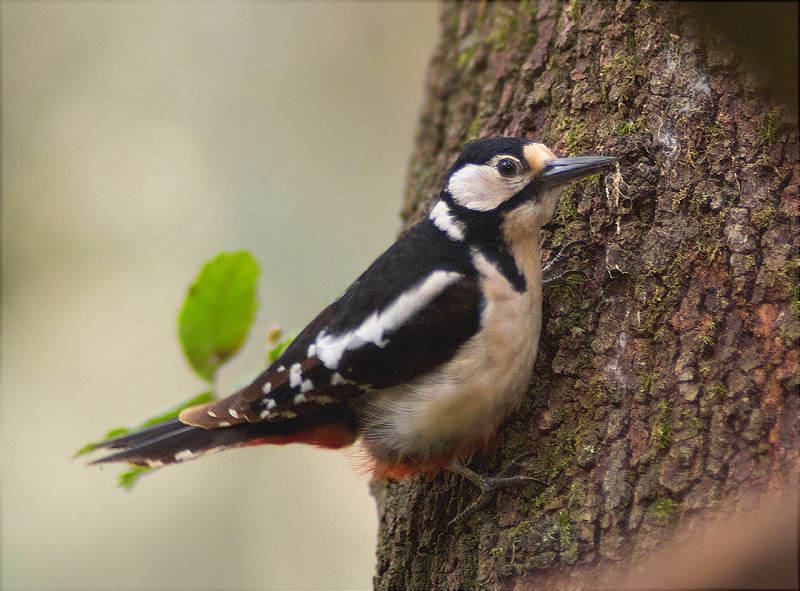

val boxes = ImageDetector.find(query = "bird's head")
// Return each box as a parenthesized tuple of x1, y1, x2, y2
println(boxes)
(433, 137, 615, 240)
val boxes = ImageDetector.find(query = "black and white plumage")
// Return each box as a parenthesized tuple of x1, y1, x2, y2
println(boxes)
(92, 138, 615, 477)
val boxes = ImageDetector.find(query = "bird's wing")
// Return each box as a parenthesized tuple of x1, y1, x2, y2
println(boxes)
(181, 220, 484, 429)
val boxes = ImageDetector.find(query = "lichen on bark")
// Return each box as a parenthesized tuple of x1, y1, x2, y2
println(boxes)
(375, 2, 798, 589)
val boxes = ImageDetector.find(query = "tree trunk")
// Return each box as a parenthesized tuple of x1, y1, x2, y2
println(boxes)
(373, 2, 798, 589)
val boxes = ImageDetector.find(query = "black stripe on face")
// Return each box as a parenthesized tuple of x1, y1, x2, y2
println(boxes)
(441, 193, 527, 292)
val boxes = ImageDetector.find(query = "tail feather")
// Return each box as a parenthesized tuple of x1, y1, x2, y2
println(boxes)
(90, 405, 359, 468)
(96, 419, 192, 450)
(90, 419, 236, 467)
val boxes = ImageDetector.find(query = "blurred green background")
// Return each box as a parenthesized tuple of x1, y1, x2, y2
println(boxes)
(2, 3, 438, 589)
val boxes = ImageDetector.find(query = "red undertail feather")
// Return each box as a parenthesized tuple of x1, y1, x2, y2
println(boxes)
(243, 422, 357, 450)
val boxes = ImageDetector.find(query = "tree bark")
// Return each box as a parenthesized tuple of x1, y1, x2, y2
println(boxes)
(373, 2, 798, 589)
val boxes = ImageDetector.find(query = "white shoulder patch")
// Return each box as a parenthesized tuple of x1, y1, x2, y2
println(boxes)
(429, 200, 465, 241)
(314, 270, 463, 370)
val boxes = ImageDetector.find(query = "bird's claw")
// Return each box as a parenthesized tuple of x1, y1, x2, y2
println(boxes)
(542, 240, 585, 284)
(446, 460, 544, 529)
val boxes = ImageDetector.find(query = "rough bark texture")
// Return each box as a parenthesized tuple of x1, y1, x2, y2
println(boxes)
(374, 2, 798, 589)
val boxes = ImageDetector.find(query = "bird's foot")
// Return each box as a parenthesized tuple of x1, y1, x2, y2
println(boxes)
(542, 240, 585, 285)
(447, 458, 544, 529)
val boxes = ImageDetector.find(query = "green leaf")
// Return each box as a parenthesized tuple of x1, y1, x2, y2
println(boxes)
(104, 427, 131, 439)
(138, 391, 214, 428)
(178, 252, 259, 382)
(74, 427, 133, 457)
(74, 442, 103, 457)
(118, 466, 153, 490)
(268, 337, 293, 363)
(74, 430, 130, 458)
(75, 391, 214, 457)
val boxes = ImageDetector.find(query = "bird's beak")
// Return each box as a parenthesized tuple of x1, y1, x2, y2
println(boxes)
(536, 155, 616, 189)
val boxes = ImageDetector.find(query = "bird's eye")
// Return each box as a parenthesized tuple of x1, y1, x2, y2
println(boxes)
(497, 158, 519, 178)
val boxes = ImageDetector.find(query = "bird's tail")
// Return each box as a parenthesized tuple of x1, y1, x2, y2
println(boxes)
(90, 406, 358, 467)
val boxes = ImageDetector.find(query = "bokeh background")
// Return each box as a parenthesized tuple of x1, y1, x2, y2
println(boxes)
(2, 4, 438, 589)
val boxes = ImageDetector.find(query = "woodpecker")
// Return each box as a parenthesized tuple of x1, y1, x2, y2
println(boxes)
(92, 138, 614, 501)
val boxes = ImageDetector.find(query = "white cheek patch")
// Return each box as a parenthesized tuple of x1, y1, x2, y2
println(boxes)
(447, 163, 527, 212)
(447, 164, 513, 211)
(314, 270, 463, 370)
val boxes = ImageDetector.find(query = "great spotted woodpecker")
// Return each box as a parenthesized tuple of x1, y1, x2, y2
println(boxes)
(92, 138, 614, 506)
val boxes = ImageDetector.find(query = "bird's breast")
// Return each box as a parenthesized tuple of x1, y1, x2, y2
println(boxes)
(361, 238, 543, 464)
